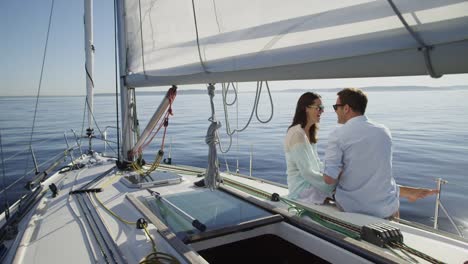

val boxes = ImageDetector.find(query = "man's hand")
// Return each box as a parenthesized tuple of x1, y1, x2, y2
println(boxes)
(399, 186, 439, 202)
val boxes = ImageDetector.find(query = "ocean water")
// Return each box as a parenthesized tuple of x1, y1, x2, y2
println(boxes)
(1, 88, 467, 236)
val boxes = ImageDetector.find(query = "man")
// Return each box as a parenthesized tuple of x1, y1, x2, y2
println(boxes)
(323, 88, 437, 218)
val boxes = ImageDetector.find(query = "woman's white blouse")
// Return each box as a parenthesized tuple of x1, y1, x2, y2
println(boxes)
(284, 124, 334, 204)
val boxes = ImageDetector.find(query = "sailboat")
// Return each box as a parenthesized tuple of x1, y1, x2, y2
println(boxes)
(1, 0, 468, 263)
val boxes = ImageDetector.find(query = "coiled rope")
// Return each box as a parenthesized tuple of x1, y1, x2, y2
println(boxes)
(205, 84, 222, 189)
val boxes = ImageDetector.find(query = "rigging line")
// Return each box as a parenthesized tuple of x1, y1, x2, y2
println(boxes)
(113, 0, 120, 161)
(66, 169, 99, 258)
(81, 193, 120, 263)
(236, 82, 239, 173)
(24, 0, 56, 178)
(222, 83, 257, 135)
(85, 97, 117, 155)
(0, 147, 70, 196)
(0, 131, 9, 208)
(211, 0, 222, 33)
(75, 194, 111, 263)
(217, 82, 259, 153)
(255, 81, 274, 123)
(80, 97, 87, 140)
(85, 65, 95, 89)
(3, 137, 62, 163)
(223, 82, 238, 106)
(386, 0, 440, 78)
(218, 81, 274, 154)
(191, 0, 210, 73)
(138, 0, 147, 78)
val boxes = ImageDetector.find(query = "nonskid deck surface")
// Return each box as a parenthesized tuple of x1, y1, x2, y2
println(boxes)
(6, 157, 468, 264)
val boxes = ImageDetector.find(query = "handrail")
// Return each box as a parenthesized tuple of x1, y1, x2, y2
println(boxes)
(433, 178, 464, 238)
(0, 130, 81, 197)
(102, 126, 118, 154)
(70, 129, 83, 155)
(0, 128, 115, 196)
(0, 146, 76, 196)
(2, 137, 61, 163)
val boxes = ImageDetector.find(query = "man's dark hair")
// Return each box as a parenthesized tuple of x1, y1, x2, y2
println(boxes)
(337, 88, 368, 114)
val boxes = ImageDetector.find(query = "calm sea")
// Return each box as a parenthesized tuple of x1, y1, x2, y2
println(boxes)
(1, 88, 467, 236)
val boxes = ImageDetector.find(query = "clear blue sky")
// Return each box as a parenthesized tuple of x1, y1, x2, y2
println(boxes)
(1, 0, 467, 97)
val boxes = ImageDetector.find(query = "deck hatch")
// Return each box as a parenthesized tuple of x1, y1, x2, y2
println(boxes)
(144, 189, 278, 239)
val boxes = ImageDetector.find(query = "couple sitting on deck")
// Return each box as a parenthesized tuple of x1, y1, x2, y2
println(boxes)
(285, 88, 438, 219)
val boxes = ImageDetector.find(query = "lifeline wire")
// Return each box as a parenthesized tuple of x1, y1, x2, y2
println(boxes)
(0, 131, 9, 212)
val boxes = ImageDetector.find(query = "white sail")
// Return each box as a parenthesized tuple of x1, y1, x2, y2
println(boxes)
(121, 0, 468, 87)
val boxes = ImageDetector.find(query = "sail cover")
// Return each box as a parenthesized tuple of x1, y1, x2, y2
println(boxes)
(121, 0, 468, 87)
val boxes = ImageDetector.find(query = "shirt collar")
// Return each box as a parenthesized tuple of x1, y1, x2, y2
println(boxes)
(345, 115, 367, 125)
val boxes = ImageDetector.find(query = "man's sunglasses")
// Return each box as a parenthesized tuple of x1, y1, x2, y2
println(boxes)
(332, 104, 345, 110)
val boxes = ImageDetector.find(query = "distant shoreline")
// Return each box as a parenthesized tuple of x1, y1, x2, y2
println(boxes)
(1, 85, 467, 98)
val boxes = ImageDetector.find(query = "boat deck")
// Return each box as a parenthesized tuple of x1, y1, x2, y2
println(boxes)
(4, 156, 468, 264)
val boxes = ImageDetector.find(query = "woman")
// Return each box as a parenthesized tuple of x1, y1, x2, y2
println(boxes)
(284, 92, 335, 204)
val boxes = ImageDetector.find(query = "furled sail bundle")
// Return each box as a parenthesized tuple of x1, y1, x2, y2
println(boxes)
(120, 0, 468, 87)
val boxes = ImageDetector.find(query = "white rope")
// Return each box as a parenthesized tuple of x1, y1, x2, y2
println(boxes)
(204, 84, 222, 189)
(218, 81, 274, 153)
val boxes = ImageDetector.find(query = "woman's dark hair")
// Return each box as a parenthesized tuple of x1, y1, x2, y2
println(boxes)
(288, 92, 320, 143)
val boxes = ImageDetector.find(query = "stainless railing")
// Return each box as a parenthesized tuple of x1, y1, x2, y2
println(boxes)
(433, 178, 464, 237)
(102, 126, 118, 154)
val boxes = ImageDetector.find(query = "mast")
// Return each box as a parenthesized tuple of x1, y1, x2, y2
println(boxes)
(84, 0, 94, 153)
(115, 0, 134, 162)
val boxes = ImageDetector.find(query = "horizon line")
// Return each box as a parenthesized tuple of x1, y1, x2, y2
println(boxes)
(1, 85, 467, 97)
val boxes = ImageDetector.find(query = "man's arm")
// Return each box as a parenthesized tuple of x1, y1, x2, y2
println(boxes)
(399, 185, 439, 202)
(323, 128, 342, 185)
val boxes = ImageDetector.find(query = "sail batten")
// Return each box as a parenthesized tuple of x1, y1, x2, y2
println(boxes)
(122, 0, 468, 87)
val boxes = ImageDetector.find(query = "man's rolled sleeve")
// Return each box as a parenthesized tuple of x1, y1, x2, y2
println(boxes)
(324, 128, 343, 179)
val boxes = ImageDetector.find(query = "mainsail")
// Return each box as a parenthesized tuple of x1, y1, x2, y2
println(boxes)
(119, 0, 468, 87)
